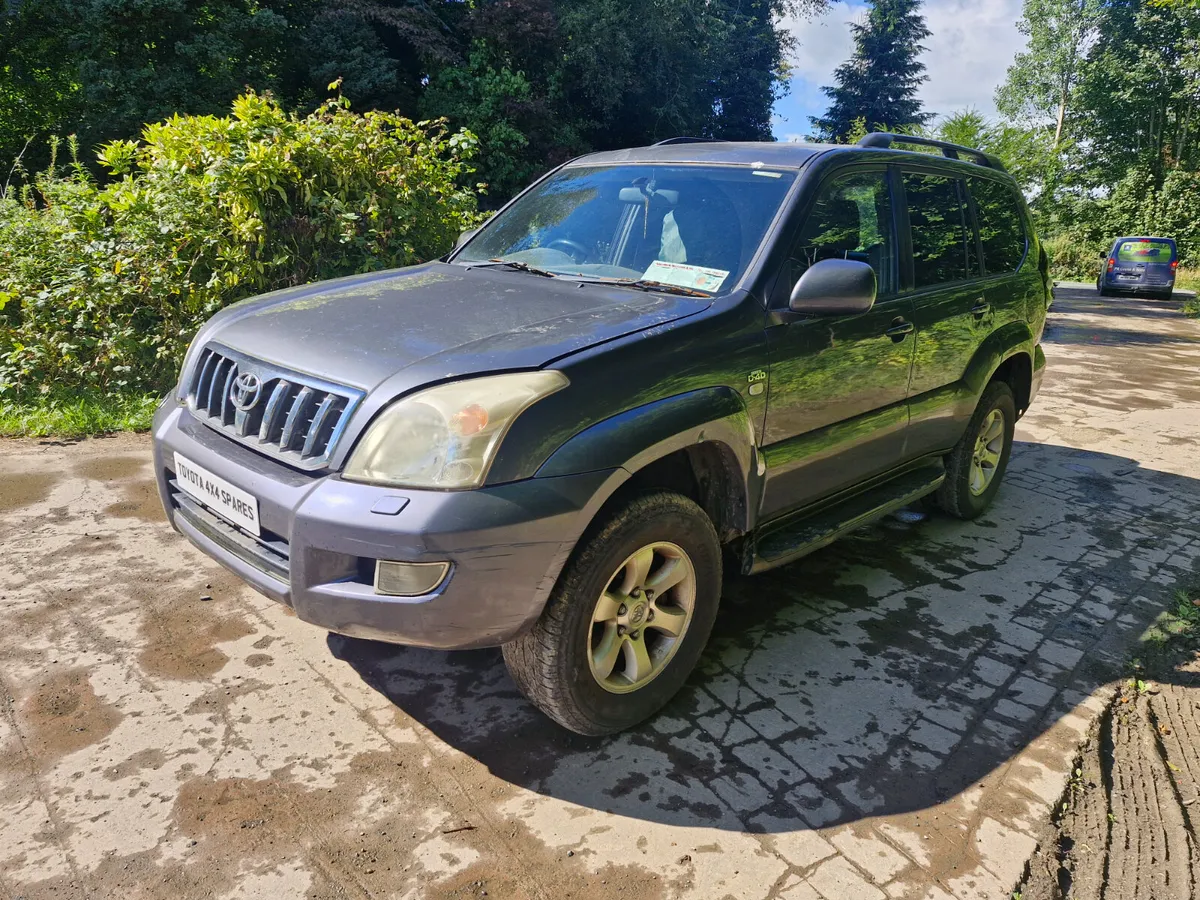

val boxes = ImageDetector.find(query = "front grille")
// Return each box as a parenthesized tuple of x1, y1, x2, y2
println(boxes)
(168, 476, 290, 583)
(188, 345, 364, 470)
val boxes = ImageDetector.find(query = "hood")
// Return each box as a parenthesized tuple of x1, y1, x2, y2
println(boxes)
(202, 262, 710, 391)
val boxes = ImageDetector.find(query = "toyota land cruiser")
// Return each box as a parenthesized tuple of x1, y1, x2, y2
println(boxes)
(153, 133, 1049, 735)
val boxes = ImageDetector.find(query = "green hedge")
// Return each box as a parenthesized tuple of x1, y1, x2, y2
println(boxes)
(0, 92, 483, 401)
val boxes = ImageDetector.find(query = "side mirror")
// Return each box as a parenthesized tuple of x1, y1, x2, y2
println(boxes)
(789, 259, 877, 315)
(1099, 251, 1108, 260)
(456, 228, 478, 250)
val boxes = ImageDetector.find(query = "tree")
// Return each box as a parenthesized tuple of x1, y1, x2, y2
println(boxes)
(422, 0, 823, 201)
(810, 0, 932, 142)
(0, 0, 455, 166)
(1071, 1, 1200, 188)
(995, 0, 1104, 148)
(919, 109, 1056, 195)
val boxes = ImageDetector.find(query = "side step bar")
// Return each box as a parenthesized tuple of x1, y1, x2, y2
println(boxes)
(746, 462, 945, 575)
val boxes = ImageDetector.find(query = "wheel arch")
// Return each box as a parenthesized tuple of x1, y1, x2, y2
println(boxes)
(536, 387, 761, 542)
(989, 350, 1033, 416)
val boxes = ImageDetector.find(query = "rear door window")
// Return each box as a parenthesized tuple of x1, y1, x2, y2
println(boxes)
(902, 172, 974, 288)
(1115, 240, 1174, 263)
(970, 177, 1027, 274)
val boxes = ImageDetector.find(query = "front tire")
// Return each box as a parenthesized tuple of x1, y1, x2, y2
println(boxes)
(503, 491, 722, 736)
(933, 380, 1016, 520)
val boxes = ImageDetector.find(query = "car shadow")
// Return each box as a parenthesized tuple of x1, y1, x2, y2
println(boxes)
(328, 439, 1200, 837)
(1055, 290, 1192, 319)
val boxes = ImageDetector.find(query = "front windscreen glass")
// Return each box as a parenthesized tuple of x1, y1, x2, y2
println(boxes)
(455, 164, 797, 293)
(1116, 239, 1174, 263)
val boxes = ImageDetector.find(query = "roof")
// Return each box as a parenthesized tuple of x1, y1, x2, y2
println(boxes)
(564, 139, 1013, 180)
(566, 141, 835, 169)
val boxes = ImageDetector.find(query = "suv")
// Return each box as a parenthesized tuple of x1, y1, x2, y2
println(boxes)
(1097, 235, 1177, 300)
(153, 133, 1049, 735)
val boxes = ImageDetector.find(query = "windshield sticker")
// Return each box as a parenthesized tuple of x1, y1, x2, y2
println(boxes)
(644, 260, 729, 292)
(752, 170, 784, 178)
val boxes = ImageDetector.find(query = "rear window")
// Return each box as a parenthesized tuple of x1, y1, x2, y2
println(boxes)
(970, 177, 1027, 274)
(903, 172, 974, 288)
(1115, 240, 1175, 263)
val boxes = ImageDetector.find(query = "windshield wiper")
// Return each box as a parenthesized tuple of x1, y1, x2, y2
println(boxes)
(466, 258, 559, 278)
(572, 277, 711, 298)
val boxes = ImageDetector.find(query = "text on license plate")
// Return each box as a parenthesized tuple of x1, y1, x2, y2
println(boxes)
(173, 452, 260, 536)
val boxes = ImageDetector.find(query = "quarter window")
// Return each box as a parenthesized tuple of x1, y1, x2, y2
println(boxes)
(785, 170, 896, 297)
(903, 172, 973, 288)
(970, 176, 1027, 274)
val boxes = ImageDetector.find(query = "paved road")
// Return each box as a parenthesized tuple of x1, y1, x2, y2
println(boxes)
(2, 285, 1199, 900)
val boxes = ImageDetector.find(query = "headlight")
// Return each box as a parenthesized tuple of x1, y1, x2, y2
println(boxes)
(343, 371, 569, 489)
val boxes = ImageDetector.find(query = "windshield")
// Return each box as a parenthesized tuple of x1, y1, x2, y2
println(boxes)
(1116, 239, 1175, 263)
(455, 164, 797, 293)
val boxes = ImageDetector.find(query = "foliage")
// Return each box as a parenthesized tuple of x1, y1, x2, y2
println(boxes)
(2, 1, 831, 205)
(0, 393, 159, 438)
(995, 0, 1104, 146)
(0, 92, 482, 400)
(418, 0, 816, 200)
(811, 0, 933, 142)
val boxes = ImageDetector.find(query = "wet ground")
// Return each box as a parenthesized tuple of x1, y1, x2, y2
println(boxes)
(2, 284, 1199, 900)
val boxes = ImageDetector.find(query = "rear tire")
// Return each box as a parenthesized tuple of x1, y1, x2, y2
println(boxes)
(502, 491, 722, 736)
(933, 381, 1016, 520)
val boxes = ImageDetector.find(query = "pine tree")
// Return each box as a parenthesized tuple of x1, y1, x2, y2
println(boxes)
(811, 0, 933, 142)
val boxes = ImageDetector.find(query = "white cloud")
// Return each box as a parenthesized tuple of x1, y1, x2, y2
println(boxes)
(777, 0, 1027, 130)
(785, 2, 864, 88)
(920, 0, 1025, 118)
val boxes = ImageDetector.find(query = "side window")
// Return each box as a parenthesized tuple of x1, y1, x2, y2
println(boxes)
(785, 170, 895, 296)
(970, 176, 1027, 274)
(903, 172, 973, 288)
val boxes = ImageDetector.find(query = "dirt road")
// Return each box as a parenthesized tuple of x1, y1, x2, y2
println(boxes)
(2, 284, 1199, 900)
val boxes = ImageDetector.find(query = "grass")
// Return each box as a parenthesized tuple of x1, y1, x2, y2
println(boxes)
(1130, 582, 1200, 679)
(0, 392, 160, 438)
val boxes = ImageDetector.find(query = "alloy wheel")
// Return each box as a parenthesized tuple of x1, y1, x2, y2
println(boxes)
(969, 408, 1005, 496)
(587, 542, 696, 694)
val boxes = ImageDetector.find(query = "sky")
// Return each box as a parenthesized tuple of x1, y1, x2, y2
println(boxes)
(772, 0, 1028, 141)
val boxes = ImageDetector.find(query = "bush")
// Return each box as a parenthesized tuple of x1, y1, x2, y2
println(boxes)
(0, 91, 483, 401)
(1044, 232, 1102, 282)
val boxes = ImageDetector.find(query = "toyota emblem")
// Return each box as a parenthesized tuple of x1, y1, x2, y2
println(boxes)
(230, 372, 263, 411)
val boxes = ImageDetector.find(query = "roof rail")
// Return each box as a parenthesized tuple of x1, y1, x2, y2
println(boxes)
(856, 132, 1007, 172)
(653, 136, 723, 146)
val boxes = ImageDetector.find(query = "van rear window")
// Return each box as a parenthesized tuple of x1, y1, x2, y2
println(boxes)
(1116, 240, 1174, 263)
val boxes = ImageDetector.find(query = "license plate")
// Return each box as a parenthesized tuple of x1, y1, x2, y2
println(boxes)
(173, 452, 260, 536)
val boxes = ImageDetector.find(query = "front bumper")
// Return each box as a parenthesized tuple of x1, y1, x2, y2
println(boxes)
(153, 399, 618, 649)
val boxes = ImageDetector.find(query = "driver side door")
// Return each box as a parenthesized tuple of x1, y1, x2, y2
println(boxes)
(759, 167, 916, 520)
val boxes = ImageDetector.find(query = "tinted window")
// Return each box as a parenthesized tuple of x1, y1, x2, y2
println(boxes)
(786, 170, 895, 295)
(970, 177, 1027, 274)
(1115, 239, 1174, 263)
(903, 172, 973, 288)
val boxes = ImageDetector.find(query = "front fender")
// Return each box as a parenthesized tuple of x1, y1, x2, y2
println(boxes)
(536, 386, 761, 531)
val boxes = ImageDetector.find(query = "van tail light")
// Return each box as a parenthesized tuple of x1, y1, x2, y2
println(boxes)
(1171, 260, 1179, 271)
(1107, 257, 1115, 271)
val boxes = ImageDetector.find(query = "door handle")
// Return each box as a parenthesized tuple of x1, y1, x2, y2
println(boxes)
(971, 300, 990, 318)
(886, 318, 914, 340)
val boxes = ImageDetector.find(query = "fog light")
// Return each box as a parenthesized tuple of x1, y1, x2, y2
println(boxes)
(373, 560, 450, 597)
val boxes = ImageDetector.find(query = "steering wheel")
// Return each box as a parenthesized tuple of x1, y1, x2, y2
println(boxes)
(547, 239, 590, 263)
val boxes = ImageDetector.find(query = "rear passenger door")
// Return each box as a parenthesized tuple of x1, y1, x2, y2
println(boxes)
(901, 169, 991, 458)
(969, 175, 1031, 338)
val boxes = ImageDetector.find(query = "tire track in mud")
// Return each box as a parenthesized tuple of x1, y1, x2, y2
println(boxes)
(1021, 677, 1200, 899)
